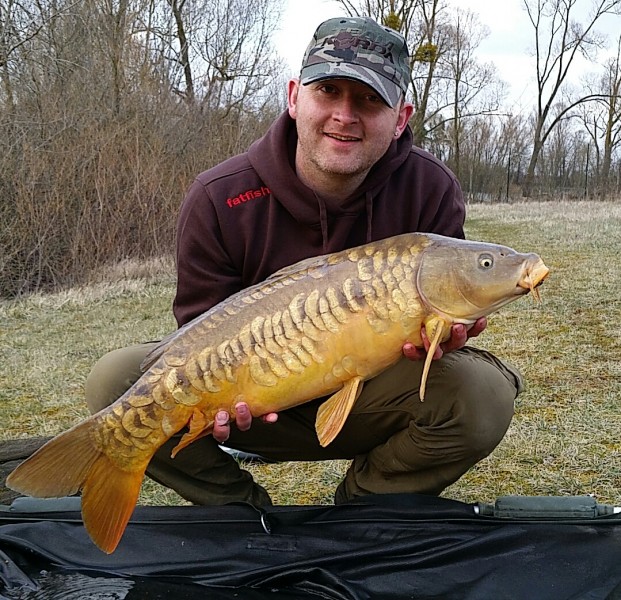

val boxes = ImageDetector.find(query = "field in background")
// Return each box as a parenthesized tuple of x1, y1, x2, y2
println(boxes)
(1, 201, 620, 506)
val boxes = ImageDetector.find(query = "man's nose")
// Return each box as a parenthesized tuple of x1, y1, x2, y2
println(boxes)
(332, 96, 359, 124)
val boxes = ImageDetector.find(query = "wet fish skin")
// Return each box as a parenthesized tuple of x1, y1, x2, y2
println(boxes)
(6, 232, 549, 554)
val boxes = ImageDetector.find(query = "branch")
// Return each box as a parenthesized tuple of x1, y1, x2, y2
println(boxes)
(539, 93, 612, 147)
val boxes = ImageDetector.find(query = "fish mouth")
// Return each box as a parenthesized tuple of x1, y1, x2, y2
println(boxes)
(517, 260, 550, 301)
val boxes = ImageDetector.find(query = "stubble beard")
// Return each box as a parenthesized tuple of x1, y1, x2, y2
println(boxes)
(297, 133, 378, 181)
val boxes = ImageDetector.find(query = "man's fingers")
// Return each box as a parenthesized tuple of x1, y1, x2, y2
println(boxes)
(234, 402, 253, 431)
(467, 316, 487, 338)
(213, 404, 277, 443)
(443, 323, 468, 352)
(402, 340, 441, 361)
(213, 410, 230, 443)
(402, 341, 426, 361)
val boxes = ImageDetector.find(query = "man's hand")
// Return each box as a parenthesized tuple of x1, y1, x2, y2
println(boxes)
(402, 317, 487, 362)
(213, 402, 278, 444)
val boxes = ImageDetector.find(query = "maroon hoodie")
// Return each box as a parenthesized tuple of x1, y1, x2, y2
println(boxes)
(173, 111, 465, 327)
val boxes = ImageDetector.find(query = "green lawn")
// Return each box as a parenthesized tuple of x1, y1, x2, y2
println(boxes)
(2, 200, 620, 506)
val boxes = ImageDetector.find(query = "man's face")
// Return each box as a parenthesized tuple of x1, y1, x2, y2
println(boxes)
(288, 78, 413, 185)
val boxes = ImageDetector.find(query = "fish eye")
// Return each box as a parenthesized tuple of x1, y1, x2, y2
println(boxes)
(478, 253, 494, 269)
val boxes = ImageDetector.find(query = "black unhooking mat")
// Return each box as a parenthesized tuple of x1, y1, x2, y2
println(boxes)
(1, 494, 621, 599)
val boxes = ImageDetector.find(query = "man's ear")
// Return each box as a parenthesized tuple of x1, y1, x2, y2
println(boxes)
(395, 101, 414, 138)
(287, 79, 300, 119)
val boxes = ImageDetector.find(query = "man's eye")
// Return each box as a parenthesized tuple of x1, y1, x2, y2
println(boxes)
(366, 94, 382, 103)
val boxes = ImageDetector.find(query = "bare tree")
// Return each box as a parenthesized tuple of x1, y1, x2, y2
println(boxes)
(200, 0, 284, 113)
(166, 0, 195, 103)
(146, 0, 283, 111)
(441, 9, 503, 180)
(95, 0, 142, 114)
(599, 48, 621, 194)
(540, 110, 585, 192)
(433, 112, 530, 201)
(0, 0, 77, 112)
(407, 0, 449, 146)
(579, 37, 621, 195)
(521, 0, 621, 196)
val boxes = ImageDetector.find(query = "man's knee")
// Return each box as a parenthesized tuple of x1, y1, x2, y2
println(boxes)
(84, 342, 157, 414)
(334, 348, 522, 501)
(428, 346, 520, 457)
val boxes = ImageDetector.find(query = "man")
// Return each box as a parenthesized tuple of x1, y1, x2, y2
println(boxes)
(86, 17, 521, 507)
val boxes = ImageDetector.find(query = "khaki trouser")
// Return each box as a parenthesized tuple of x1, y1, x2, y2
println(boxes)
(85, 342, 521, 506)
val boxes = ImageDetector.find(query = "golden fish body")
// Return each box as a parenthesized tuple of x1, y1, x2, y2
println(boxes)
(7, 233, 549, 553)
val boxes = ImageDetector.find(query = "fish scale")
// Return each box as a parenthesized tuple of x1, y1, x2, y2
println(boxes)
(6, 232, 549, 554)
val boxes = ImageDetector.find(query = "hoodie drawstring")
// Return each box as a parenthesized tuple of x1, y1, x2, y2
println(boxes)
(315, 191, 374, 251)
(316, 193, 329, 254)
(365, 191, 373, 243)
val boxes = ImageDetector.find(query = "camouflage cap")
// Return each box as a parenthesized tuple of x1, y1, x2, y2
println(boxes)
(300, 17, 411, 108)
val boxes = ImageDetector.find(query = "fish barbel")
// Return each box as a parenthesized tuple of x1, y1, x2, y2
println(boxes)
(7, 233, 549, 553)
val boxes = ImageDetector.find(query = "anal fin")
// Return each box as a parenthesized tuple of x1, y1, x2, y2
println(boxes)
(171, 409, 212, 458)
(315, 376, 364, 447)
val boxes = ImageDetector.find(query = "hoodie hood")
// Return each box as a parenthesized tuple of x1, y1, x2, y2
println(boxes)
(247, 111, 414, 250)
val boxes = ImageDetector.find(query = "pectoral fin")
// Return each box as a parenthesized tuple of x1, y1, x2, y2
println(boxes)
(315, 376, 364, 447)
(420, 316, 452, 401)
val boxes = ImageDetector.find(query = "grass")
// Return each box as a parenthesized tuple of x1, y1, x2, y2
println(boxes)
(2, 200, 621, 507)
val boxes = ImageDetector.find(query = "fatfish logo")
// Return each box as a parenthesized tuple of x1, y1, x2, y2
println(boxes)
(226, 186, 270, 208)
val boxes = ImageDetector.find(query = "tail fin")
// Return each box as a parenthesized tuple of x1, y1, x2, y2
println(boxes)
(6, 420, 146, 554)
(81, 452, 145, 553)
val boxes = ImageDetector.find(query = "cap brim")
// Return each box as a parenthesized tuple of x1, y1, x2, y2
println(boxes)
(300, 63, 402, 108)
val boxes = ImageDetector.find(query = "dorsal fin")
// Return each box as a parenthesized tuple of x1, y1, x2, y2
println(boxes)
(266, 253, 332, 280)
(140, 333, 177, 371)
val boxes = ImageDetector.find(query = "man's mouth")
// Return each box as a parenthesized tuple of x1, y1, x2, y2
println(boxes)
(324, 132, 361, 142)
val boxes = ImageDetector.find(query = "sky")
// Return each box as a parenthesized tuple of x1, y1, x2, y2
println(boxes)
(272, 0, 618, 113)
